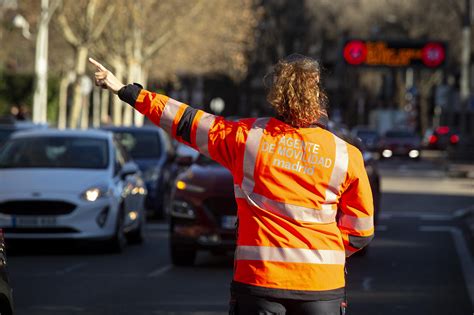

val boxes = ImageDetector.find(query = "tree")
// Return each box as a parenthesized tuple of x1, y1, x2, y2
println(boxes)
(305, 0, 469, 132)
(55, 0, 115, 128)
(95, 0, 259, 126)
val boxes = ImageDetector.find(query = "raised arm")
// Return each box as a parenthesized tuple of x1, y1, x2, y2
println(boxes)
(89, 58, 238, 169)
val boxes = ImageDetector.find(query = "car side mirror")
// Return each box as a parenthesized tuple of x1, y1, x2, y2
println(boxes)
(120, 162, 139, 180)
(176, 155, 194, 167)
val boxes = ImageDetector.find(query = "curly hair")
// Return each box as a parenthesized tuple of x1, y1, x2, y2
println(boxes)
(266, 54, 327, 128)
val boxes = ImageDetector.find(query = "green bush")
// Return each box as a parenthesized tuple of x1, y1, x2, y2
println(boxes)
(0, 72, 59, 124)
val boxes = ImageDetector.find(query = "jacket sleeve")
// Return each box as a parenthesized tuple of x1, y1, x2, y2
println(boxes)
(338, 148, 375, 257)
(118, 84, 238, 169)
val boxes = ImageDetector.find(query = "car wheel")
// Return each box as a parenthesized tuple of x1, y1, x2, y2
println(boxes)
(170, 246, 196, 266)
(127, 217, 145, 245)
(108, 206, 127, 253)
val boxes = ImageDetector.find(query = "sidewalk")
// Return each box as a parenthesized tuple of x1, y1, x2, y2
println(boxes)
(448, 162, 474, 178)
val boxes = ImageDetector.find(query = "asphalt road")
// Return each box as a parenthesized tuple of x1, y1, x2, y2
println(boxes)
(6, 159, 474, 315)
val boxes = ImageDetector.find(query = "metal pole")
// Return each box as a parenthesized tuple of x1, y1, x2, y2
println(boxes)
(460, 0, 471, 134)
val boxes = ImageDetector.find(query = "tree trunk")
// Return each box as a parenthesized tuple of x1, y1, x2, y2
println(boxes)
(92, 87, 101, 128)
(33, 0, 50, 124)
(58, 72, 74, 129)
(80, 94, 90, 129)
(134, 66, 148, 127)
(100, 90, 110, 125)
(123, 59, 143, 126)
(111, 61, 125, 126)
(68, 46, 89, 128)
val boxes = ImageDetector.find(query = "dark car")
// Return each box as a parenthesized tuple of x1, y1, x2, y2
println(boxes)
(351, 126, 380, 152)
(379, 129, 421, 159)
(423, 126, 460, 150)
(0, 229, 13, 314)
(169, 122, 381, 266)
(101, 126, 177, 219)
(0, 118, 47, 148)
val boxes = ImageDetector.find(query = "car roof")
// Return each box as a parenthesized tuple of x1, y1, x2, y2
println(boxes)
(0, 121, 47, 130)
(11, 128, 112, 140)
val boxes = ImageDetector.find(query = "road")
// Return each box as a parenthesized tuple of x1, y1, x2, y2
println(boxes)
(7, 159, 474, 315)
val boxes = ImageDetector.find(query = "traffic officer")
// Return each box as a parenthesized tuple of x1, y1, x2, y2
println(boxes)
(90, 54, 374, 315)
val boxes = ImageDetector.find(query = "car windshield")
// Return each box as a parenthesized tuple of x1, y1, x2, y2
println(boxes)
(114, 131, 162, 159)
(0, 129, 14, 145)
(356, 130, 379, 139)
(385, 131, 416, 138)
(0, 136, 109, 169)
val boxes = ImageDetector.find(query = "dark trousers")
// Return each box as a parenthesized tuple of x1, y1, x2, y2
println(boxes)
(229, 293, 345, 315)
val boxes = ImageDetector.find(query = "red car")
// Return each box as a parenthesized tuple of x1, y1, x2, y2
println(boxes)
(424, 126, 460, 150)
(169, 127, 381, 266)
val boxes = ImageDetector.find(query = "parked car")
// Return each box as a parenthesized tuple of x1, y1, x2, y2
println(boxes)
(0, 129, 147, 252)
(423, 126, 460, 150)
(379, 129, 421, 159)
(0, 118, 47, 148)
(101, 126, 177, 219)
(351, 126, 380, 152)
(168, 122, 381, 266)
(0, 229, 13, 315)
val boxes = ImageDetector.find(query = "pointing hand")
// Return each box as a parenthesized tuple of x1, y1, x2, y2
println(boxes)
(89, 57, 125, 94)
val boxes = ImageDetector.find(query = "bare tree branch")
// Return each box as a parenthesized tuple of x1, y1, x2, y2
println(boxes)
(90, 5, 115, 41)
(57, 12, 80, 46)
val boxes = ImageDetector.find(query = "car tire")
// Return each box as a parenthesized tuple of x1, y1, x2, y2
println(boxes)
(107, 206, 127, 253)
(127, 218, 145, 245)
(170, 246, 196, 266)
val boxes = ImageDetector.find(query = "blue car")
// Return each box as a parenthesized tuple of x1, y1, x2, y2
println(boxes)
(102, 126, 177, 219)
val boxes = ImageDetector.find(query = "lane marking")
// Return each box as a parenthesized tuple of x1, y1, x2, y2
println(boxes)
(147, 264, 172, 277)
(56, 263, 88, 275)
(419, 226, 474, 307)
(420, 214, 453, 221)
(380, 211, 453, 220)
(30, 305, 85, 311)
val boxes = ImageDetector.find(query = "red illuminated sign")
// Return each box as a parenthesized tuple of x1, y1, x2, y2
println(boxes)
(343, 40, 446, 68)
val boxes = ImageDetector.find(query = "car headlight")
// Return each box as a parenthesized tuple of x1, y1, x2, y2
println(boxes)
(144, 167, 161, 182)
(176, 180, 205, 193)
(81, 187, 108, 202)
(382, 149, 392, 158)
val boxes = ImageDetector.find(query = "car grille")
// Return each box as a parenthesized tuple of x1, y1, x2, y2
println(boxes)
(203, 197, 237, 222)
(0, 201, 76, 216)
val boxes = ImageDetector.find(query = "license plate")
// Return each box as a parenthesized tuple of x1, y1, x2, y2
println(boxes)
(12, 216, 57, 228)
(221, 215, 237, 229)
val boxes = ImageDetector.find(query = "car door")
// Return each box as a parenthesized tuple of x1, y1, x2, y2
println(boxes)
(114, 139, 144, 228)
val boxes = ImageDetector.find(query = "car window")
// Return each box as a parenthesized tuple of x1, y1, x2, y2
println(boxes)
(385, 130, 415, 138)
(114, 142, 126, 166)
(0, 129, 14, 146)
(114, 138, 131, 163)
(0, 136, 109, 169)
(114, 131, 162, 159)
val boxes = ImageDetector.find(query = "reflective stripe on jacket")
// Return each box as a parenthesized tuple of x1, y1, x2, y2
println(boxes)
(119, 85, 374, 294)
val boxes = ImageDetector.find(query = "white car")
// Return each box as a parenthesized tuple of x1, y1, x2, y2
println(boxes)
(0, 129, 147, 252)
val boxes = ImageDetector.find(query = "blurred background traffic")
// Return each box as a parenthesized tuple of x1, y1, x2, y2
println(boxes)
(0, 0, 473, 314)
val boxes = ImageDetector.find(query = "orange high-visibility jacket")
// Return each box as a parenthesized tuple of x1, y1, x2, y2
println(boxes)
(119, 85, 374, 299)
